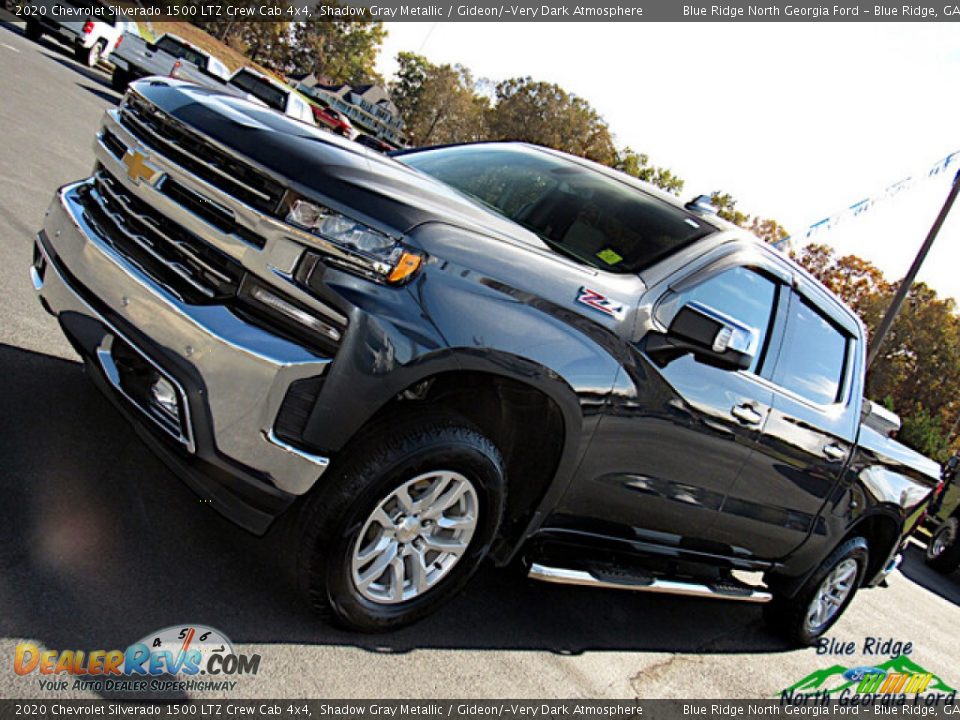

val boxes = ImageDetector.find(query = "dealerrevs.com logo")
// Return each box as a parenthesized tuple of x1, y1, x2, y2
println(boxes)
(14, 625, 260, 693)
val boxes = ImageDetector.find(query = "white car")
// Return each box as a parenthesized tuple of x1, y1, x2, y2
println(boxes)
(226, 68, 317, 126)
(25, 0, 126, 67)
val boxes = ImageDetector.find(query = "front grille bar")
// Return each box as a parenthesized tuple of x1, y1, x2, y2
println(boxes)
(97, 173, 233, 286)
(89, 182, 218, 300)
(119, 107, 274, 205)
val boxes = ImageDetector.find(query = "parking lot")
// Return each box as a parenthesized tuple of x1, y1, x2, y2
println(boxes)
(1, 15, 959, 700)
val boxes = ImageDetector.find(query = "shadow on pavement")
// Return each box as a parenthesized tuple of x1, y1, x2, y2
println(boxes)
(0, 21, 114, 90)
(77, 82, 121, 105)
(898, 544, 960, 607)
(0, 342, 794, 657)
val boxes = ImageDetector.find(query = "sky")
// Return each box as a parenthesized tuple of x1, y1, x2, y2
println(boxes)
(374, 23, 960, 302)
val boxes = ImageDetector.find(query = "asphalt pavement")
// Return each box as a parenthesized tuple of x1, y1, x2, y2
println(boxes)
(0, 16, 958, 700)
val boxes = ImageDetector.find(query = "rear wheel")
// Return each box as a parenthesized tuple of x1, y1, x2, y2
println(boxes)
(763, 537, 868, 646)
(925, 518, 960, 573)
(293, 413, 506, 632)
(25, 19, 42, 42)
(75, 40, 104, 68)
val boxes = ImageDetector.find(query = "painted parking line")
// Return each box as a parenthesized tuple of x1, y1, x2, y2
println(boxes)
(1, 43, 20, 52)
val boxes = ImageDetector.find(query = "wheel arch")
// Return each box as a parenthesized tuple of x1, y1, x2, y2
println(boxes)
(343, 362, 583, 564)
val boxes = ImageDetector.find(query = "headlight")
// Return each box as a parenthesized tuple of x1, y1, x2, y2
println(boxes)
(286, 199, 421, 284)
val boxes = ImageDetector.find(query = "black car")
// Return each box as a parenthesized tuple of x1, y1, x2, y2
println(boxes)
(31, 78, 940, 644)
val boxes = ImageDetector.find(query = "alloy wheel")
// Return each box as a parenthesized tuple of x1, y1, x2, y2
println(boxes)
(351, 471, 479, 604)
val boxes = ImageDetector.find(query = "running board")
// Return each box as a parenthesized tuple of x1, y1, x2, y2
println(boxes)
(528, 563, 772, 603)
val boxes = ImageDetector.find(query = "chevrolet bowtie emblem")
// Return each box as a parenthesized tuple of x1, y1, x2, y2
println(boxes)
(122, 148, 160, 186)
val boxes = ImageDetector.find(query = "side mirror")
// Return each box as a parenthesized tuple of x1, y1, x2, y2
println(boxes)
(648, 301, 758, 371)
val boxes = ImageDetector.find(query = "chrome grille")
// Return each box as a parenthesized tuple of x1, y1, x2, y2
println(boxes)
(119, 93, 285, 215)
(82, 170, 245, 303)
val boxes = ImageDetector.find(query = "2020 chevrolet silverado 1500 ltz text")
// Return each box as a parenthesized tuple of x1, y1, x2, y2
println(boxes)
(32, 78, 939, 643)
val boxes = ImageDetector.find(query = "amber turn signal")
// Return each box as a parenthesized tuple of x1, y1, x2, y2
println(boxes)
(387, 251, 423, 284)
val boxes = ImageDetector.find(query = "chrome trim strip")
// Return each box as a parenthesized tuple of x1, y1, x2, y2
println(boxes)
(527, 563, 773, 603)
(119, 106, 273, 204)
(97, 173, 234, 285)
(263, 429, 330, 470)
(97, 113, 350, 327)
(88, 184, 218, 300)
(36, 236, 197, 453)
(37, 191, 333, 494)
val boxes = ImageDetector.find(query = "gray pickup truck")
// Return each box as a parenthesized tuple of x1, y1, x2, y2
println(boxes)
(32, 78, 940, 643)
(110, 32, 229, 92)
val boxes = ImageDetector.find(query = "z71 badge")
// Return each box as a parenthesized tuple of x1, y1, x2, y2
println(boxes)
(576, 287, 626, 320)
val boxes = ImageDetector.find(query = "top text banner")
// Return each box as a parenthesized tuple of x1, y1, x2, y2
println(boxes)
(21, 0, 960, 21)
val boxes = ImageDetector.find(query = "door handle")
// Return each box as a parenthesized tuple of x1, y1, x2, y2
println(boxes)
(731, 403, 763, 426)
(823, 443, 847, 461)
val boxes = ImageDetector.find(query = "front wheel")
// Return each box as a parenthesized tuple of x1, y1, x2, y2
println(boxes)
(925, 518, 960, 574)
(763, 537, 868, 646)
(293, 413, 506, 632)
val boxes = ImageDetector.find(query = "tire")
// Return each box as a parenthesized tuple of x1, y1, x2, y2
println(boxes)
(75, 40, 104, 68)
(292, 412, 506, 632)
(763, 537, 869, 646)
(111, 68, 129, 93)
(925, 518, 960, 574)
(25, 20, 42, 42)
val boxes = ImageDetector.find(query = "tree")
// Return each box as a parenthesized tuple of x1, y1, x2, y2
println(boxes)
(710, 191, 750, 227)
(749, 217, 789, 245)
(791, 244, 891, 325)
(486, 77, 617, 165)
(710, 192, 790, 246)
(614, 148, 684, 195)
(288, 18, 386, 85)
(389, 52, 489, 146)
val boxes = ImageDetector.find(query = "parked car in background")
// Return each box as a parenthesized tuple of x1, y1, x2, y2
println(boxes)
(923, 454, 960, 573)
(310, 104, 356, 138)
(34, 79, 943, 643)
(110, 32, 230, 92)
(225, 67, 316, 125)
(355, 133, 394, 153)
(25, 0, 125, 67)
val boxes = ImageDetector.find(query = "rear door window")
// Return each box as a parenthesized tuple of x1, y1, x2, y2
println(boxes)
(773, 295, 850, 405)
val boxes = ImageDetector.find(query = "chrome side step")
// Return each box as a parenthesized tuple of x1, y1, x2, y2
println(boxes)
(528, 563, 773, 603)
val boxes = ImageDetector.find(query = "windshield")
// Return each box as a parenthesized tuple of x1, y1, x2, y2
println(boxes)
(398, 144, 712, 273)
(155, 37, 207, 68)
(229, 70, 286, 112)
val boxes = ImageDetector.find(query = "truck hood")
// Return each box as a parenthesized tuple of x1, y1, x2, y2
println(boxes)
(131, 79, 553, 252)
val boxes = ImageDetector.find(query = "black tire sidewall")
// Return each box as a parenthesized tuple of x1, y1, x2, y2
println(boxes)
(766, 537, 869, 646)
(300, 419, 505, 632)
(25, 20, 42, 41)
(925, 518, 960, 573)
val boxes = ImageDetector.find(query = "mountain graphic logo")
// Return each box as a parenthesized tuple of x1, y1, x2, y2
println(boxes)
(779, 655, 956, 696)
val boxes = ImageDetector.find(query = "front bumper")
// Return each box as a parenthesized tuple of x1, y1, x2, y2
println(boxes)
(34, 181, 334, 533)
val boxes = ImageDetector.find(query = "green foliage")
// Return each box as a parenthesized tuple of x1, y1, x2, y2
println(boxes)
(389, 52, 488, 146)
(191, 14, 384, 83)
(486, 77, 617, 166)
(899, 407, 953, 462)
(289, 18, 386, 85)
(614, 148, 684, 195)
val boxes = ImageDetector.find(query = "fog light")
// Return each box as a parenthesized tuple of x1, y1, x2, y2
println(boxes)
(150, 376, 179, 421)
